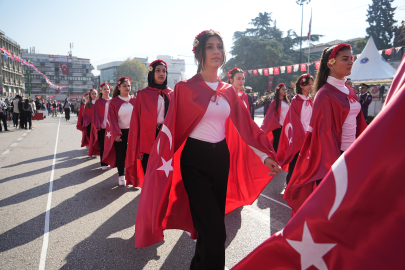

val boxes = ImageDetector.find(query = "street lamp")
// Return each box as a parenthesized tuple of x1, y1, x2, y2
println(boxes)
(296, 0, 311, 64)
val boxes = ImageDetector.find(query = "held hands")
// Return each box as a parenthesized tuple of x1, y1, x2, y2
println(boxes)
(264, 157, 282, 176)
(115, 135, 122, 142)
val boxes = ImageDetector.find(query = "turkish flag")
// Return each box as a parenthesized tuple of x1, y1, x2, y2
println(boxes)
(243, 71, 248, 78)
(60, 63, 68, 75)
(253, 69, 258, 76)
(268, 76, 274, 92)
(274, 67, 280, 75)
(263, 68, 269, 76)
(385, 48, 393, 55)
(287, 65, 292, 73)
(232, 56, 405, 270)
(300, 63, 306, 71)
(315, 61, 321, 70)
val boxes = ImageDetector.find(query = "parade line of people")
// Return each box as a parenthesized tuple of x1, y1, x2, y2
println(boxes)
(73, 30, 376, 270)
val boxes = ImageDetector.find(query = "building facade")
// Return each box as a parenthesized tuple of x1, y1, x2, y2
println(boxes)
(156, 55, 186, 89)
(0, 30, 24, 98)
(21, 51, 97, 101)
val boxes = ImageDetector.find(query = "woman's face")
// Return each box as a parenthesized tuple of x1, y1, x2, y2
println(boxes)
(119, 81, 131, 95)
(84, 96, 89, 102)
(154, 65, 167, 85)
(90, 90, 97, 100)
(203, 36, 224, 70)
(279, 86, 287, 97)
(101, 85, 110, 96)
(301, 79, 313, 95)
(231, 73, 245, 91)
(328, 49, 353, 79)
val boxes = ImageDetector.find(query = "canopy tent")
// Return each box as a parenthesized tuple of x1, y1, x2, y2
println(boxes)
(350, 36, 396, 82)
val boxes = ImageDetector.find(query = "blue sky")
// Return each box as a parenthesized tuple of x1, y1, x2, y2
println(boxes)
(1, 0, 404, 78)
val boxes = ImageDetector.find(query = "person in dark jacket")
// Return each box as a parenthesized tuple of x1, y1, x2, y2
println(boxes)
(245, 89, 255, 119)
(358, 83, 372, 119)
(18, 96, 25, 129)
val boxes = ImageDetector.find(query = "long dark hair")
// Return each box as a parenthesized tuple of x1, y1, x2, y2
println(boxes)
(23, 99, 29, 110)
(112, 77, 131, 98)
(274, 83, 290, 112)
(86, 89, 97, 108)
(314, 45, 352, 93)
(295, 74, 314, 95)
(64, 98, 68, 107)
(227, 67, 243, 84)
(194, 30, 226, 73)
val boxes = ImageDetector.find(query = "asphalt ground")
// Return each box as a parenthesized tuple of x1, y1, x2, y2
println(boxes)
(0, 109, 291, 270)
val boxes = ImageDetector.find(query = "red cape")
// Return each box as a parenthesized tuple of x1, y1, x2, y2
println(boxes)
(135, 74, 278, 248)
(283, 83, 367, 216)
(277, 96, 313, 169)
(102, 96, 136, 169)
(232, 59, 405, 270)
(238, 91, 250, 110)
(88, 98, 108, 157)
(261, 100, 281, 134)
(125, 86, 173, 187)
(82, 104, 93, 127)
(77, 104, 89, 147)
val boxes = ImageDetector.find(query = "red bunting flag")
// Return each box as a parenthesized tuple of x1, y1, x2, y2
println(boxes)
(385, 48, 393, 55)
(300, 63, 307, 72)
(351, 56, 355, 62)
(287, 65, 292, 73)
(243, 71, 248, 77)
(253, 69, 258, 76)
(263, 68, 269, 76)
(315, 61, 321, 70)
(274, 67, 280, 75)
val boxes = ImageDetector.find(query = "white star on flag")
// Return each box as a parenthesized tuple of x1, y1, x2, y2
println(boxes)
(286, 221, 336, 270)
(106, 131, 111, 138)
(289, 137, 293, 145)
(157, 157, 173, 177)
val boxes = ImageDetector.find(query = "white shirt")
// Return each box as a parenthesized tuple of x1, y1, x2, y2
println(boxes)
(101, 98, 110, 129)
(298, 94, 313, 132)
(238, 92, 247, 108)
(117, 96, 133, 129)
(189, 81, 269, 164)
(92, 100, 96, 104)
(327, 76, 361, 151)
(157, 94, 165, 124)
(279, 100, 290, 126)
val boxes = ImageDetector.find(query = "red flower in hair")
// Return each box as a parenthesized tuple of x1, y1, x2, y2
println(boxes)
(84, 93, 89, 97)
(100, 82, 111, 89)
(227, 67, 240, 79)
(276, 83, 285, 90)
(192, 29, 220, 53)
(148, 59, 168, 72)
(328, 43, 351, 62)
(300, 74, 311, 84)
(117, 77, 131, 86)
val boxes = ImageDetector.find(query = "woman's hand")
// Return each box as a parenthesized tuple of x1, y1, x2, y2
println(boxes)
(115, 136, 122, 142)
(264, 157, 282, 176)
(138, 155, 143, 160)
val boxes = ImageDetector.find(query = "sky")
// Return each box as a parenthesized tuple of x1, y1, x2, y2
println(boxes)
(1, 0, 404, 79)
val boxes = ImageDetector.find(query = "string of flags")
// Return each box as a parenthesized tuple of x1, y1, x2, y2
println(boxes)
(0, 47, 68, 97)
(224, 46, 404, 77)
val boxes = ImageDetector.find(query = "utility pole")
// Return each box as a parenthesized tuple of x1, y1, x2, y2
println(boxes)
(26, 59, 31, 99)
(296, 0, 311, 65)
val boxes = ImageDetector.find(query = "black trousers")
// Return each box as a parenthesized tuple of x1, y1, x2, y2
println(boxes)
(23, 111, 32, 129)
(181, 137, 230, 270)
(13, 112, 19, 127)
(0, 112, 7, 131)
(64, 108, 70, 120)
(98, 129, 108, 167)
(272, 127, 282, 153)
(286, 152, 299, 185)
(141, 126, 162, 174)
(86, 123, 91, 139)
(114, 129, 129, 176)
(19, 113, 25, 128)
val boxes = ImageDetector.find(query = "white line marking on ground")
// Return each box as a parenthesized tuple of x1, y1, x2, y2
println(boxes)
(22, 133, 27, 136)
(38, 115, 61, 270)
(1, 150, 10, 156)
(10, 143, 19, 147)
(17, 137, 23, 141)
(259, 193, 291, 209)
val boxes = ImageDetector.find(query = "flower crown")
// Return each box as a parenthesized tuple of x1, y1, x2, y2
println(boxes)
(192, 29, 220, 53)
(148, 59, 168, 72)
(84, 93, 89, 97)
(300, 74, 312, 84)
(100, 82, 111, 89)
(275, 83, 285, 90)
(117, 77, 131, 86)
(327, 43, 351, 65)
(227, 67, 242, 80)
(90, 88, 98, 93)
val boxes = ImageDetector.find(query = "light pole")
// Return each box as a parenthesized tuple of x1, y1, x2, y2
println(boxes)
(296, 0, 311, 65)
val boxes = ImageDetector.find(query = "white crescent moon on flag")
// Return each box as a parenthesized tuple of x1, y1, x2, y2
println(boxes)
(285, 123, 292, 138)
(157, 124, 172, 155)
(328, 154, 348, 220)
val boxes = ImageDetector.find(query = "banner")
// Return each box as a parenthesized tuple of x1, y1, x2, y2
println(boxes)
(274, 67, 280, 75)
(287, 65, 292, 73)
(258, 69, 263, 75)
(60, 63, 68, 75)
(280, 66, 286, 73)
(263, 68, 269, 76)
(49, 55, 72, 63)
(253, 70, 258, 76)
(293, 64, 299, 72)
(269, 68, 274, 75)
(315, 61, 321, 70)
(300, 63, 307, 72)
(268, 76, 274, 92)
(385, 48, 393, 55)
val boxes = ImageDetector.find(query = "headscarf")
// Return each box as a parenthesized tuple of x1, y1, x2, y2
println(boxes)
(147, 60, 168, 90)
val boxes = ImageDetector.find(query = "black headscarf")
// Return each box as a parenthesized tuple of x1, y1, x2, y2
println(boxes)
(148, 61, 168, 90)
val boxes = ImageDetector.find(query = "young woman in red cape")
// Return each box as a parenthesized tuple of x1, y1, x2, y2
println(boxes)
(102, 77, 136, 186)
(125, 60, 173, 187)
(84, 88, 98, 157)
(283, 43, 367, 216)
(277, 74, 314, 191)
(225, 67, 277, 214)
(260, 83, 290, 152)
(89, 83, 111, 170)
(76, 93, 89, 148)
(134, 30, 281, 270)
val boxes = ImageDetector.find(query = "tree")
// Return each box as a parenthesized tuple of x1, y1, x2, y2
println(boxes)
(394, 20, 405, 47)
(113, 58, 147, 90)
(354, 39, 368, 53)
(366, 0, 397, 49)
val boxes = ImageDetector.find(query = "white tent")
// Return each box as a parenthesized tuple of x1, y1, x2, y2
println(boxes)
(350, 36, 396, 82)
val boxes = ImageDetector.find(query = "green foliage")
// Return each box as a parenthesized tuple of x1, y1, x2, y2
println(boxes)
(114, 58, 148, 90)
(366, 0, 397, 49)
(225, 12, 322, 95)
(354, 39, 368, 53)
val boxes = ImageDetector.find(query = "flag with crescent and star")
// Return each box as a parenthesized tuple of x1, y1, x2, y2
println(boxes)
(277, 95, 313, 170)
(232, 58, 405, 270)
(88, 98, 109, 157)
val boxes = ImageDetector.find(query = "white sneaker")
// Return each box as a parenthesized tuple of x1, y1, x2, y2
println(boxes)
(92, 155, 97, 158)
(118, 176, 126, 186)
(102, 166, 108, 171)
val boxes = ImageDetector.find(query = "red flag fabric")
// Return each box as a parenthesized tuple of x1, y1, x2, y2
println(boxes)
(268, 77, 274, 92)
(307, 9, 312, 40)
(88, 98, 109, 157)
(300, 63, 307, 72)
(351, 55, 355, 62)
(283, 84, 367, 216)
(232, 59, 405, 270)
(253, 69, 258, 76)
(125, 86, 173, 187)
(261, 100, 281, 134)
(263, 68, 269, 76)
(277, 96, 313, 169)
(287, 65, 292, 73)
(77, 103, 89, 147)
(134, 74, 277, 248)
(315, 61, 321, 69)
(237, 91, 250, 110)
(243, 71, 248, 78)
(60, 63, 68, 75)
(384, 53, 405, 106)
(274, 67, 280, 75)
(385, 48, 393, 55)
(102, 96, 136, 169)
